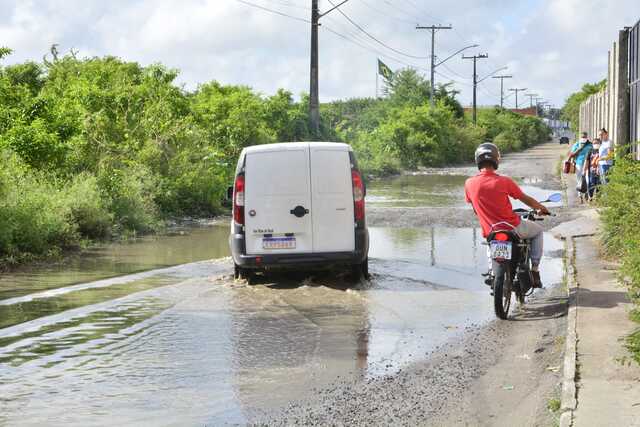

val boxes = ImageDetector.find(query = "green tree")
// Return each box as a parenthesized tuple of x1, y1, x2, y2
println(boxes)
(561, 79, 606, 132)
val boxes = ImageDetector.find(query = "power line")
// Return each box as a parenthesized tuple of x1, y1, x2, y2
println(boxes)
(381, 0, 427, 22)
(323, 24, 427, 71)
(236, 0, 310, 23)
(434, 70, 473, 87)
(257, 0, 310, 11)
(440, 62, 471, 81)
(326, 0, 428, 59)
(236, 0, 474, 103)
(360, 0, 417, 25)
(320, 14, 430, 71)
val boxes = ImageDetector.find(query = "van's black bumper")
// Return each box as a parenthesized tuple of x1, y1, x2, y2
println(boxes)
(230, 229, 369, 270)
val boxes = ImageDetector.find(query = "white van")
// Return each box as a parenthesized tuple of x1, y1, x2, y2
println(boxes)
(229, 142, 369, 281)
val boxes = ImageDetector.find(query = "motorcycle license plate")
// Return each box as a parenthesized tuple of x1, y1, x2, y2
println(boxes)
(490, 241, 512, 260)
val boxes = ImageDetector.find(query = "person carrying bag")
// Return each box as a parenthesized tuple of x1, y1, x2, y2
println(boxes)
(567, 132, 593, 203)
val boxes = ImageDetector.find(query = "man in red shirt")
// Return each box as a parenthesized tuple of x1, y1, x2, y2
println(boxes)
(465, 143, 549, 288)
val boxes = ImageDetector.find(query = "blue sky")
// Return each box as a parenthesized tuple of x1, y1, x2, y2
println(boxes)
(1, 0, 639, 108)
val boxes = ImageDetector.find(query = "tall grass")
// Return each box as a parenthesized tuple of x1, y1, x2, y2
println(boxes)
(0, 149, 157, 266)
(599, 155, 640, 362)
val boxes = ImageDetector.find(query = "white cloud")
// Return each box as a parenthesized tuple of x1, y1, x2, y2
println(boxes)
(1, 0, 639, 107)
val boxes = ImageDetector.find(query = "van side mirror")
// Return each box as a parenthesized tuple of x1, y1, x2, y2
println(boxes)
(226, 186, 233, 200)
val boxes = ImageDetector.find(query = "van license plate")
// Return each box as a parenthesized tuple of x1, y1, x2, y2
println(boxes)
(263, 237, 296, 250)
(490, 241, 512, 260)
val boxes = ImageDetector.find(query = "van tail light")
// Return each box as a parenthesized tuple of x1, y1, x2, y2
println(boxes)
(233, 174, 245, 225)
(494, 232, 510, 241)
(351, 170, 365, 221)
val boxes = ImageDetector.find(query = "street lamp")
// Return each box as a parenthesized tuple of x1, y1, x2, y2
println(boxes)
(435, 44, 479, 68)
(429, 44, 479, 107)
(477, 66, 509, 84)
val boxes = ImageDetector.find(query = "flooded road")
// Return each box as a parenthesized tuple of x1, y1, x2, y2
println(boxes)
(0, 167, 566, 425)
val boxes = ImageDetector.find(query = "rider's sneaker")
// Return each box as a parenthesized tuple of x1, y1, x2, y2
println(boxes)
(531, 270, 543, 288)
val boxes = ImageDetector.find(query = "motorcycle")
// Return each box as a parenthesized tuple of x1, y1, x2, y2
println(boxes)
(485, 192, 562, 319)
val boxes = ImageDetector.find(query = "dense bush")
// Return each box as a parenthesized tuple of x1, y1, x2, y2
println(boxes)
(599, 157, 640, 362)
(600, 157, 640, 297)
(0, 150, 107, 260)
(0, 49, 550, 263)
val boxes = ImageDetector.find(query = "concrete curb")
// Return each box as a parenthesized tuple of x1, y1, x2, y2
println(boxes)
(560, 237, 578, 427)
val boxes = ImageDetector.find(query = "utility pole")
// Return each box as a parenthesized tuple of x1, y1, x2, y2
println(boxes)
(525, 93, 538, 108)
(416, 24, 452, 108)
(509, 87, 527, 109)
(310, 0, 320, 137)
(462, 53, 488, 124)
(309, 0, 350, 138)
(491, 75, 512, 109)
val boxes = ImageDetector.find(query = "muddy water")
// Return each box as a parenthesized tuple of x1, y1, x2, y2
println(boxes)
(0, 176, 566, 425)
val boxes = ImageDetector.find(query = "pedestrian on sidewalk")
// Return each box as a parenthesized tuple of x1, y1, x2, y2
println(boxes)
(567, 132, 593, 203)
(598, 128, 614, 184)
(586, 138, 601, 200)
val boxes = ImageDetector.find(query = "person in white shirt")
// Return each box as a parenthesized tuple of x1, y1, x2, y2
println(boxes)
(598, 128, 614, 184)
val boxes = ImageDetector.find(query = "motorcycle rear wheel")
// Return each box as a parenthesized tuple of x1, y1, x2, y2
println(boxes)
(493, 262, 512, 320)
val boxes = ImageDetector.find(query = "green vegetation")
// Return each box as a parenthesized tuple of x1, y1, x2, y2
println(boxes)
(599, 157, 640, 363)
(0, 48, 550, 265)
(560, 79, 606, 132)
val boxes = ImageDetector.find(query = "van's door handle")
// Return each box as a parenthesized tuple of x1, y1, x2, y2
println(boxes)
(290, 205, 309, 218)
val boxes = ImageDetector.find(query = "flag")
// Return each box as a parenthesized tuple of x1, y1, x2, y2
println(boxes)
(377, 59, 393, 80)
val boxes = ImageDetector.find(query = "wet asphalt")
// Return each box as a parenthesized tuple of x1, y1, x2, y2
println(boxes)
(0, 142, 572, 426)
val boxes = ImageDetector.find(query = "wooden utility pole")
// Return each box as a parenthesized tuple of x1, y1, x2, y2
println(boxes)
(462, 53, 488, 124)
(309, 0, 350, 139)
(309, 0, 320, 137)
(509, 87, 527, 109)
(416, 25, 452, 108)
(492, 75, 512, 109)
(525, 93, 539, 108)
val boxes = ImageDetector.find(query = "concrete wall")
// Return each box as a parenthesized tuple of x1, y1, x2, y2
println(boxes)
(579, 42, 619, 142)
(579, 28, 634, 155)
(630, 19, 640, 159)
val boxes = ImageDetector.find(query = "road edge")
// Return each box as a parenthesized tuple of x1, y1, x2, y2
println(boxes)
(559, 237, 578, 426)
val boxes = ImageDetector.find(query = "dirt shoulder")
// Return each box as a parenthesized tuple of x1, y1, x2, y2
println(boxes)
(262, 142, 575, 426)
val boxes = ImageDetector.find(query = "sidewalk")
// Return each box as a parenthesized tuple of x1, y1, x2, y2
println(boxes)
(552, 185, 640, 425)
(573, 235, 640, 425)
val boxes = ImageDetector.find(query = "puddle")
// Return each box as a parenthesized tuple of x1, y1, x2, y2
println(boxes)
(0, 224, 230, 302)
(0, 174, 567, 425)
(0, 227, 564, 425)
(367, 174, 468, 208)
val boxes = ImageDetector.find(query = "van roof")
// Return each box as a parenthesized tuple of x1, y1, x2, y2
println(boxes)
(242, 142, 351, 154)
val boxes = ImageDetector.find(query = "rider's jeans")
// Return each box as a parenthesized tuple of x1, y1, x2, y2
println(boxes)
(515, 220, 544, 267)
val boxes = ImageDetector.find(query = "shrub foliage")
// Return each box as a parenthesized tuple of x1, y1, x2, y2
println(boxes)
(0, 49, 550, 262)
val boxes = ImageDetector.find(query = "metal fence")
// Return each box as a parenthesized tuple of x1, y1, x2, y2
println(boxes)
(630, 19, 640, 158)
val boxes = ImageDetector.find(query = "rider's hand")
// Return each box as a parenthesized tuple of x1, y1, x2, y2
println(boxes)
(537, 206, 551, 216)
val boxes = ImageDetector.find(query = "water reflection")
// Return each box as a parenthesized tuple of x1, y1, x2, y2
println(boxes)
(367, 174, 468, 208)
(0, 226, 565, 425)
(0, 224, 230, 301)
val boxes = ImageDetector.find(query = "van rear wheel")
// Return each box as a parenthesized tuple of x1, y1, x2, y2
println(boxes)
(350, 258, 369, 282)
(234, 264, 254, 283)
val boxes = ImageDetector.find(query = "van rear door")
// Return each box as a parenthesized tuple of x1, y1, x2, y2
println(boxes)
(244, 145, 313, 255)
(309, 145, 355, 252)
